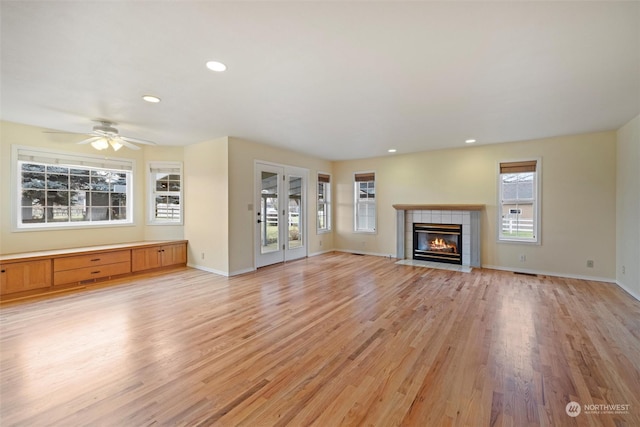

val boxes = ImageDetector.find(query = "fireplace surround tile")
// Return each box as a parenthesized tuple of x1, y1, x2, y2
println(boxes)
(394, 205, 482, 268)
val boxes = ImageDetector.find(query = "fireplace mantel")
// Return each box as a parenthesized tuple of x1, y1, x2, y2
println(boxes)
(393, 204, 484, 211)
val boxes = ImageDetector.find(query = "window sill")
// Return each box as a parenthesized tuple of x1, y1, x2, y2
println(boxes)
(14, 221, 135, 232)
(353, 230, 377, 235)
(498, 237, 540, 245)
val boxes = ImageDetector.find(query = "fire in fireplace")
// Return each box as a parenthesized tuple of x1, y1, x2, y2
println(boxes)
(413, 223, 462, 265)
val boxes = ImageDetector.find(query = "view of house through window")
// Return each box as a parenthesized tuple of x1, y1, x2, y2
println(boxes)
(317, 173, 331, 232)
(149, 163, 182, 224)
(498, 160, 539, 242)
(354, 171, 376, 232)
(16, 148, 133, 228)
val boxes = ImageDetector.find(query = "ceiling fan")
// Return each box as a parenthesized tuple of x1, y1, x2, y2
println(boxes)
(46, 121, 156, 151)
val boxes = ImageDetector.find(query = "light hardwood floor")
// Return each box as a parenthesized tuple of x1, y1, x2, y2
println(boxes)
(1, 252, 639, 426)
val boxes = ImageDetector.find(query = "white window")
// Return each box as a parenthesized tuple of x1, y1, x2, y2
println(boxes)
(498, 159, 540, 243)
(317, 173, 331, 233)
(14, 146, 133, 229)
(148, 162, 183, 224)
(354, 171, 376, 233)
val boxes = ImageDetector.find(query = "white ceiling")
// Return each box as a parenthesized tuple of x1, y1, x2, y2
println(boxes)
(1, 1, 638, 161)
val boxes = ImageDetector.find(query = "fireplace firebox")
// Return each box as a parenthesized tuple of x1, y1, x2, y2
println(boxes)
(413, 223, 462, 265)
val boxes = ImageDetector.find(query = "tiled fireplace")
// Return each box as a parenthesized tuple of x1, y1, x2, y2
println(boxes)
(393, 205, 483, 268)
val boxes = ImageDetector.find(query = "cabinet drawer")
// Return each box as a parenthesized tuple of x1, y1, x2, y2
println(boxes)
(53, 261, 131, 286)
(54, 250, 130, 272)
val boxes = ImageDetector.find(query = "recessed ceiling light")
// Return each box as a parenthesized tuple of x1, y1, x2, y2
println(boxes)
(388, 149, 397, 153)
(465, 139, 476, 144)
(142, 95, 161, 103)
(206, 61, 227, 72)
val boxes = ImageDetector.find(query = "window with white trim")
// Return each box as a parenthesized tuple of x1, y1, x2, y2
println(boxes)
(148, 162, 183, 224)
(354, 171, 376, 232)
(317, 173, 331, 233)
(15, 146, 133, 229)
(498, 159, 539, 243)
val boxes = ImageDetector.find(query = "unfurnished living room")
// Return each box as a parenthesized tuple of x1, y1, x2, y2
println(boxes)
(1, 1, 639, 426)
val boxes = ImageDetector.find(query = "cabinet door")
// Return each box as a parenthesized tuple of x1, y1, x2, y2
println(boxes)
(162, 243, 187, 267)
(1, 260, 52, 295)
(131, 247, 163, 272)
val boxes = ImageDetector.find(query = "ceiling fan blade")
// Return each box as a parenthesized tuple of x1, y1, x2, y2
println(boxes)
(119, 135, 156, 145)
(44, 130, 89, 135)
(76, 136, 102, 145)
(116, 138, 141, 150)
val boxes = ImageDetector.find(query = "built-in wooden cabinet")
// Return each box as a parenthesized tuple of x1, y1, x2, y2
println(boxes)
(0, 259, 52, 295)
(54, 250, 131, 286)
(131, 243, 187, 272)
(0, 241, 187, 301)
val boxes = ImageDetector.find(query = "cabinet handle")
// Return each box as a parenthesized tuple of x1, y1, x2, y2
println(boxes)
(91, 258, 101, 262)
(1, 270, 5, 273)
(91, 270, 101, 274)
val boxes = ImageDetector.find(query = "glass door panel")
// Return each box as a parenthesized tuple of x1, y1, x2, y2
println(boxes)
(288, 176, 302, 249)
(260, 171, 279, 254)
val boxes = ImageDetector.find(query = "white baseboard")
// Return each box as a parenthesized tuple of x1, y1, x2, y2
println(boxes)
(308, 249, 335, 257)
(335, 249, 396, 259)
(187, 263, 228, 277)
(229, 267, 256, 276)
(616, 280, 640, 302)
(188, 263, 256, 277)
(481, 264, 616, 283)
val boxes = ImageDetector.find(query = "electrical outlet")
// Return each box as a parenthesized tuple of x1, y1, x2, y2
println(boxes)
(587, 260, 594, 268)
(519, 254, 526, 262)
(319, 240, 322, 247)
(622, 265, 626, 274)
(201, 252, 205, 260)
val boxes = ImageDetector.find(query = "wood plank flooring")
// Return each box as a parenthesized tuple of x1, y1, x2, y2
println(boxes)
(1, 252, 639, 426)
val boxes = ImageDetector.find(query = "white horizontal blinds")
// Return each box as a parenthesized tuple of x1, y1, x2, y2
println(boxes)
(500, 160, 536, 174)
(318, 173, 330, 183)
(149, 165, 181, 174)
(17, 147, 133, 171)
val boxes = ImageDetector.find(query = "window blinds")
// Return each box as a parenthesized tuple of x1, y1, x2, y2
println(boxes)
(499, 160, 537, 174)
(355, 172, 375, 182)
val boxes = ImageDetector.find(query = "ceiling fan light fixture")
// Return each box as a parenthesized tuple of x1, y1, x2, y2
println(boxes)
(91, 138, 109, 150)
(109, 139, 123, 151)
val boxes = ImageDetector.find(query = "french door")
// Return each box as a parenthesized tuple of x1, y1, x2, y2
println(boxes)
(255, 162, 307, 268)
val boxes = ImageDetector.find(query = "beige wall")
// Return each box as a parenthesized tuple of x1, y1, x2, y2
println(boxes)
(2, 120, 626, 286)
(334, 131, 617, 280)
(227, 137, 333, 274)
(616, 115, 640, 299)
(183, 137, 230, 274)
(0, 121, 144, 254)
